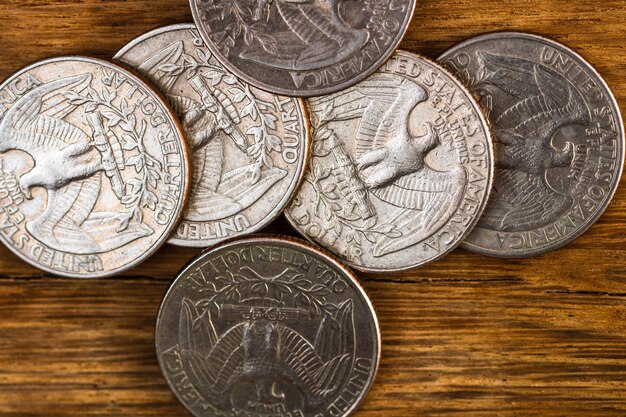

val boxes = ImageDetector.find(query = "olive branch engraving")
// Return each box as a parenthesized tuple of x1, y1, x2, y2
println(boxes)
(307, 162, 401, 263)
(453, 65, 494, 118)
(198, 0, 278, 58)
(64, 86, 162, 232)
(302, 108, 402, 262)
(157, 32, 281, 181)
(194, 266, 339, 318)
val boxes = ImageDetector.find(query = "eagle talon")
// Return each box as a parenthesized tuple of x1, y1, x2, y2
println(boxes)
(356, 149, 387, 172)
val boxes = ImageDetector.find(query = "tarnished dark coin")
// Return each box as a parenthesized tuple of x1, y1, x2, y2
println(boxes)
(286, 51, 494, 272)
(115, 24, 309, 247)
(0, 57, 190, 277)
(440, 32, 625, 257)
(189, 0, 416, 96)
(156, 235, 380, 417)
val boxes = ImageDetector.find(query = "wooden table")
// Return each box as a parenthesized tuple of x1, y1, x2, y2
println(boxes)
(0, 1, 624, 416)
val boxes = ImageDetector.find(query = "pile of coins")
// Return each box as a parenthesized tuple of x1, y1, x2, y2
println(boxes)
(0, 1, 623, 416)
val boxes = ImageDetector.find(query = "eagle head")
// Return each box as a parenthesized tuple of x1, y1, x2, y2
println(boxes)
(411, 122, 440, 156)
(548, 141, 575, 169)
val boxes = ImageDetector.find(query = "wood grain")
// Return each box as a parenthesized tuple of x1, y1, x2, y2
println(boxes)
(0, 1, 625, 416)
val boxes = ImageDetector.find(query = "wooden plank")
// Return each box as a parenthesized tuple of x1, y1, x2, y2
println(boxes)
(0, 1, 625, 416)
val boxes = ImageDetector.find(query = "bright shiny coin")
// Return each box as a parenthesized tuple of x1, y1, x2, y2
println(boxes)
(0, 56, 190, 277)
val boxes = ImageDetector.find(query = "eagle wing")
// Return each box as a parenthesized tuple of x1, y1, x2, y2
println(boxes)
(178, 299, 245, 407)
(60, 175, 101, 227)
(46, 174, 102, 253)
(168, 94, 223, 196)
(475, 52, 583, 230)
(278, 300, 354, 403)
(353, 75, 421, 159)
(167, 93, 201, 119)
(179, 298, 219, 358)
(309, 74, 414, 157)
(0, 74, 92, 149)
(478, 169, 573, 232)
(4, 75, 103, 252)
(313, 300, 355, 364)
(276, 0, 328, 47)
(191, 137, 224, 194)
(478, 52, 590, 144)
(137, 40, 184, 92)
(308, 86, 370, 127)
(373, 167, 467, 257)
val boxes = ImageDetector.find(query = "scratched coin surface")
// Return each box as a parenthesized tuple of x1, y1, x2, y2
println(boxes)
(0, 57, 190, 277)
(189, 0, 416, 96)
(440, 32, 625, 257)
(156, 235, 380, 417)
(286, 51, 494, 272)
(116, 24, 309, 247)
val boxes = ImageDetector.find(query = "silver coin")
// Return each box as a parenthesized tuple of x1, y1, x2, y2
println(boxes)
(189, 0, 416, 97)
(286, 51, 494, 272)
(439, 32, 625, 257)
(156, 235, 381, 417)
(115, 24, 309, 248)
(0, 57, 190, 278)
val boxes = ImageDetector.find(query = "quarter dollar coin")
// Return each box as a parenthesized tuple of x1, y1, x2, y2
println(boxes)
(0, 57, 190, 278)
(189, 0, 417, 96)
(287, 51, 494, 272)
(116, 24, 309, 247)
(156, 235, 381, 417)
(440, 32, 625, 257)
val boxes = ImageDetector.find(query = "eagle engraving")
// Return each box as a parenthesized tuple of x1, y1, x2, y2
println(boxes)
(138, 40, 287, 221)
(474, 52, 591, 231)
(0, 74, 153, 254)
(244, 0, 369, 71)
(178, 297, 355, 411)
(312, 74, 467, 257)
